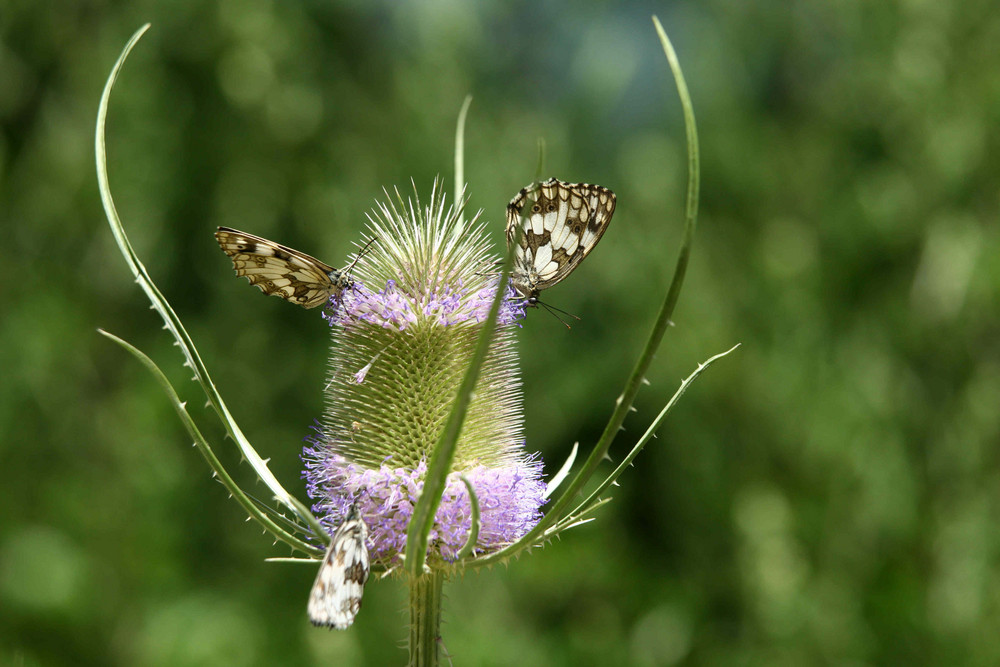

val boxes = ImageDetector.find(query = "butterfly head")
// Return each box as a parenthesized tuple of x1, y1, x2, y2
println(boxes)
(327, 268, 354, 293)
(510, 274, 541, 308)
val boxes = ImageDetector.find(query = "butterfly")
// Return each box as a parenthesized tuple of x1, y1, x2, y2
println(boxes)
(214, 227, 356, 308)
(307, 506, 370, 629)
(505, 178, 616, 305)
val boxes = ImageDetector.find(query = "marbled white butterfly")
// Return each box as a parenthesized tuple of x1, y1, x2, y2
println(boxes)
(307, 506, 370, 629)
(214, 227, 354, 308)
(506, 178, 616, 305)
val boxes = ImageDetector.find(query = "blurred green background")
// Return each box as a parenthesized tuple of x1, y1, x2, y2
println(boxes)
(2, 1, 999, 665)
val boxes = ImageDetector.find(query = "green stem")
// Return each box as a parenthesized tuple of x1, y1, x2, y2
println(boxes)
(408, 571, 445, 667)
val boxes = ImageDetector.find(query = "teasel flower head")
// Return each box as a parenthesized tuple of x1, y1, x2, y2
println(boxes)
(303, 182, 545, 568)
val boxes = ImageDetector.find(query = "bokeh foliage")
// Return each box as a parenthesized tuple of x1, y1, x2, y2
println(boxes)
(2, 1, 999, 665)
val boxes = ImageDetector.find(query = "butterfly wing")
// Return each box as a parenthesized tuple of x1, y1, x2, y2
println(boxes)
(215, 227, 350, 308)
(307, 508, 370, 629)
(505, 178, 616, 300)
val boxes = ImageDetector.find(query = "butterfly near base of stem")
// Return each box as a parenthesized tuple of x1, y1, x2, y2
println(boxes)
(506, 178, 616, 306)
(214, 227, 356, 309)
(307, 506, 370, 630)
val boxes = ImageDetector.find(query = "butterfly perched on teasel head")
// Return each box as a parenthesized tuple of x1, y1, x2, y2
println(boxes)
(214, 227, 369, 308)
(307, 505, 370, 629)
(506, 177, 616, 306)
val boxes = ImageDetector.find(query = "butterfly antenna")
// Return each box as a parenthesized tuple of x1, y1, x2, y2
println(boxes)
(345, 236, 378, 274)
(537, 299, 580, 329)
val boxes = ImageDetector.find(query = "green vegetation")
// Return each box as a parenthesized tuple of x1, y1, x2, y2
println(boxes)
(2, 2, 998, 665)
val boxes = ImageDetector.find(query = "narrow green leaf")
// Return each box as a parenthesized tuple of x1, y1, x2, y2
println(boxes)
(543, 442, 578, 499)
(95, 25, 326, 541)
(486, 16, 702, 556)
(457, 475, 481, 560)
(454, 95, 473, 205)
(473, 346, 738, 567)
(98, 330, 321, 555)
(561, 345, 740, 530)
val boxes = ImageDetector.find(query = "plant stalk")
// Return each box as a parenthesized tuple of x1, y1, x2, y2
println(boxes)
(408, 571, 445, 667)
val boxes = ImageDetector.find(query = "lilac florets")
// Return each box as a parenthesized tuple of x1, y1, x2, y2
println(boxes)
(304, 447, 547, 563)
(324, 278, 526, 330)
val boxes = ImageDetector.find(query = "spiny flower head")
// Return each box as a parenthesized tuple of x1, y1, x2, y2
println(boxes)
(303, 183, 544, 567)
